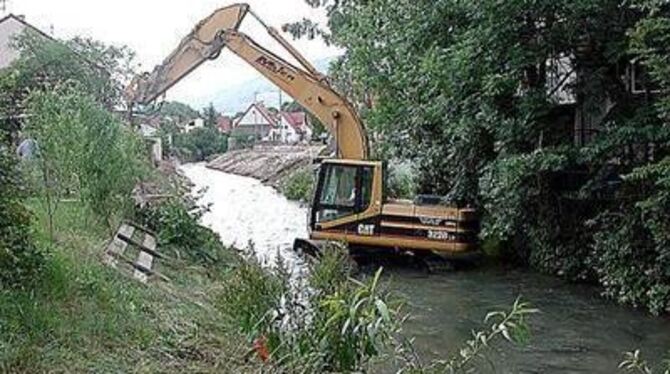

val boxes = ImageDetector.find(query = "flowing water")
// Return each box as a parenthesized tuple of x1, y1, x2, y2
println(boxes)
(180, 162, 670, 373)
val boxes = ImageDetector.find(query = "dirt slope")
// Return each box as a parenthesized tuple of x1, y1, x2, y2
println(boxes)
(206, 144, 325, 187)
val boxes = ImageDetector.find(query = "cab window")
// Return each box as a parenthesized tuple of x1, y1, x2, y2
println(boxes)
(314, 164, 374, 224)
(320, 165, 357, 207)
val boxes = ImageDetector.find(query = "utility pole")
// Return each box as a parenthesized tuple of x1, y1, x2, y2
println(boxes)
(0, 0, 7, 15)
(278, 89, 283, 112)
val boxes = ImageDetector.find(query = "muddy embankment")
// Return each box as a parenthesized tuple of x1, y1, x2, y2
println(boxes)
(206, 144, 325, 188)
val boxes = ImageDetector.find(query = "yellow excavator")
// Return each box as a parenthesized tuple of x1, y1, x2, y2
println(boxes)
(126, 3, 479, 263)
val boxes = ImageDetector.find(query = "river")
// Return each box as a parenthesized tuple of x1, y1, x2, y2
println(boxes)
(180, 162, 670, 373)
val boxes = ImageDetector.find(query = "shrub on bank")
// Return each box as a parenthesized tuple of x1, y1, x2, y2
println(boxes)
(217, 244, 399, 372)
(0, 147, 44, 289)
(588, 160, 670, 316)
(24, 88, 147, 232)
(280, 167, 315, 202)
(135, 198, 233, 267)
(172, 127, 228, 162)
(216, 242, 543, 372)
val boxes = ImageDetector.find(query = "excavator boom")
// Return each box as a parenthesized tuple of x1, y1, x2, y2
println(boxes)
(126, 3, 368, 160)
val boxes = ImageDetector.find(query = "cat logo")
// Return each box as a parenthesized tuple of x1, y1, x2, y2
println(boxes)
(357, 224, 375, 236)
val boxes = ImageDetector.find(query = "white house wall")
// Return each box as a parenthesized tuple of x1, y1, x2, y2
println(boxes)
(279, 117, 299, 143)
(0, 17, 26, 69)
(238, 107, 272, 126)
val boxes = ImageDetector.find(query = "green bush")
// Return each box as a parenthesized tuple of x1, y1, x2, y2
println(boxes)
(217, 243, 400, 372)
(386, 162, 417, 200)
(280, 167, 315, 202)
(217, 257, 288, 338)
(0, 146, 44, 289)
(588, 158, 670, 315)
(173, 127, 228, 162)
(135, 199, 230, 267)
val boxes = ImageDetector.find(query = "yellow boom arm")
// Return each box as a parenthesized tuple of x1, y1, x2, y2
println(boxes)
(126, 3, 369, 160)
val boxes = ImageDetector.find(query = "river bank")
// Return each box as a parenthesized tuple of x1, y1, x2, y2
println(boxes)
(206, 144, 324, 189)
(182, 162, 670, 373)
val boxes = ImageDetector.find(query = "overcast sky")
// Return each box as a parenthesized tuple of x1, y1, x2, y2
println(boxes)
(4, 0, 338, 106)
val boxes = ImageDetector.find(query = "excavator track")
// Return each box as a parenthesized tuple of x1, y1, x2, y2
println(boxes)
(421, 254, 456, 273)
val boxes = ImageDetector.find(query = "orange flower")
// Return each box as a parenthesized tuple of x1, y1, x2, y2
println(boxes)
(253, 335, 270, 362)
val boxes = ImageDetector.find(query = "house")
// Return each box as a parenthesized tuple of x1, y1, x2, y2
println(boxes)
(232, 101, 313, 143)
(0, 14, 53, 70)
(182, 118, 205, 133)
(271, 111, 312, 143)
(232, 102, 278, 140)
(518, 54, 661, 148)
(0, 14, 53, 140)
(570, 58, 660, 147)
(217, 115, 233, 134)
(139, 122, 159, 137)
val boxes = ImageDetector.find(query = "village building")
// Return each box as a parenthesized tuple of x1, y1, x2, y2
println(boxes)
(217, 115, 233, 134)
(271, 111, 313, 143)
(232, 102, 278, 140)
(232, 101, 312, 143)
(182, 118, 205, 133)
(0, 14, 52, 70)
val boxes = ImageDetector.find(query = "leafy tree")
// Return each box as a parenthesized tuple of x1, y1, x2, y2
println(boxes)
(286, 0, 670, 313)
(5, 31, 134, 107)
(173, 127, 228, 162)
(25, 88, 146, 231)
(0, 139, 44, 289)
(202, 102, 219, 129)
(158, 101, 201, 123)
(0, 30, 135, 136)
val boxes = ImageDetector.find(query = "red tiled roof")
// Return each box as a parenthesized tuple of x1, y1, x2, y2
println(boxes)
(280, 111, 310, 133)
(217, 116, 233, 133)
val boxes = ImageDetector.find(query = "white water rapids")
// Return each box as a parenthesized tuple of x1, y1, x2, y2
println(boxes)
(179, 162, 308, 266)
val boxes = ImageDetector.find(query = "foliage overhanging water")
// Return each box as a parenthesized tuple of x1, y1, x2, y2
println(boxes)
(180, 162, 670, 373)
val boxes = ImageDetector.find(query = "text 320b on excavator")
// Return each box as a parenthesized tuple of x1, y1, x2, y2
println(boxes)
(125, 3, 480, 264)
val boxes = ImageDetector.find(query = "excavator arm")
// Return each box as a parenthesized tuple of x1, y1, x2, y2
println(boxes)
(126, 3, 369, 160)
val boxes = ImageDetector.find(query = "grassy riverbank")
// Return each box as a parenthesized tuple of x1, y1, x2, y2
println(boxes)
(1, 200, 249, 372)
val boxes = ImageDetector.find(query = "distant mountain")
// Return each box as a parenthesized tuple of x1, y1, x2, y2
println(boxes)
(192, 56, 337, 114)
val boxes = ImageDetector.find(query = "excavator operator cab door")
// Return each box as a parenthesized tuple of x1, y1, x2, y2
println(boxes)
(309, 161, 375, 231)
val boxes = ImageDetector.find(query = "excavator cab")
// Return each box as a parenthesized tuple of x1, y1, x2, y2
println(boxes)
(309, 160, 377, 229)
(307, 159, 385, 239)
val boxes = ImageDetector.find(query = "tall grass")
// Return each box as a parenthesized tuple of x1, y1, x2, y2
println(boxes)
(217, 243, 402, 372)
(0, 199, 250, 372)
